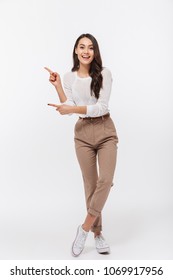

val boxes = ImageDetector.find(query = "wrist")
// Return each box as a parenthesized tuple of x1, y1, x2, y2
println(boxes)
(55, 82, 62, 90)
(71, 106, 77, 114)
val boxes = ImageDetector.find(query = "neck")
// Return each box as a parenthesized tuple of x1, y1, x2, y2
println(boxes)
(78, 63, 90, 77)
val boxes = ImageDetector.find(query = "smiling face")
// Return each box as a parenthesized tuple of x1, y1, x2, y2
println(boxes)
(75, 37, 95, 66)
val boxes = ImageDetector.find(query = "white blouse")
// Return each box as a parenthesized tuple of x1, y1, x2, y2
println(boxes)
(63, 67, 112, 118)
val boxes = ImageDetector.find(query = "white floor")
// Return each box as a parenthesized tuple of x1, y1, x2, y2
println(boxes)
(1, 197, 172, 260)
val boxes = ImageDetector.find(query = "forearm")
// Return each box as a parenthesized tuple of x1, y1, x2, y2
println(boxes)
(55, 82, 67, 103)
(72, 106, 87, 114)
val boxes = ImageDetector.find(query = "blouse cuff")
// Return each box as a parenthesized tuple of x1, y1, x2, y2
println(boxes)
(86, 104, 102, 117)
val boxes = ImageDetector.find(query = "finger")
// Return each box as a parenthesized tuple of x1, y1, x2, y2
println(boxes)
(51, 72, 57, 76)
(47, 103, 58, 108)
(47, 103, 58, 107)
(50, 74, 57, 80)
(56, 106, 61, 111)
(49, 77, 56, 82)
(44, 67, 53, 74)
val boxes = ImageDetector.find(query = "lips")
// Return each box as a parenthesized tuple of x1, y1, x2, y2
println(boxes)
(82, 55, 90, 59)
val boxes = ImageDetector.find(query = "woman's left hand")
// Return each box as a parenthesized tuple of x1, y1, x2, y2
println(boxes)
(48, 103, 74, 115)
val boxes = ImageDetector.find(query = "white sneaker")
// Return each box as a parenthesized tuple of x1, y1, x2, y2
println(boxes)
(72, 225, 88, 257)
(95, 234, 110, 254)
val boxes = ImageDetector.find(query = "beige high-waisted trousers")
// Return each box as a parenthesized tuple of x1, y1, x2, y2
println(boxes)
(74, 113, 118, 233)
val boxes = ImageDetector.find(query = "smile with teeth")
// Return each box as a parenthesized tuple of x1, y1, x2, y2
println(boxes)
(82, 55, 90, 59)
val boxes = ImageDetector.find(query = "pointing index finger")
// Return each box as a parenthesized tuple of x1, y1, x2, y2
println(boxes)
(47, 103, 60, 108)
(44, 67, 53, 74)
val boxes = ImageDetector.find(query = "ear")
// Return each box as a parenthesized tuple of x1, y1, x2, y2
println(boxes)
(75, 48, 78, 55)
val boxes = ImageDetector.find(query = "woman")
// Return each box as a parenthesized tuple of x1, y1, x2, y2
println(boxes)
(45, 33, 118, 257)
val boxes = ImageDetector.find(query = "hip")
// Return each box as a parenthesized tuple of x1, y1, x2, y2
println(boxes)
(74, 114, 119, 146)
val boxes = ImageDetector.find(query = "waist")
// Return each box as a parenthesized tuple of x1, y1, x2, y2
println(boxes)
(79, 113, 110, 121)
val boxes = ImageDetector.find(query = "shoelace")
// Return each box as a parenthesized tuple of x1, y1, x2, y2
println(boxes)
(96, 235, 108, 247)
(74, 232, 87, 249)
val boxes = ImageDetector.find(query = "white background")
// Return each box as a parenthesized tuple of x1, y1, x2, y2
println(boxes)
(0, 0, 172, 260)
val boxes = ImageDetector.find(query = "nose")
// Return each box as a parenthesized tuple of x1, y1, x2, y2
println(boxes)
(83, 49, 89, 54)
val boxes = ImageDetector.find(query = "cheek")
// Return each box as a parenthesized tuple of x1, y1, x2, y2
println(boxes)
(90, 53, 94, 61)
(75, 52, 81, 60)
(77, 51, 83, 57)
(75, 48, 81, 56)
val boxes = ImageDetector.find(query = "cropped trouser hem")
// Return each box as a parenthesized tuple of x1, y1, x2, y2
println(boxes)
(91, 225, 102, 233)
(88, 207, 100, 217)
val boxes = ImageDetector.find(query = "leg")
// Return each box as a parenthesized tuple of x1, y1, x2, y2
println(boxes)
(75, 142, 102, 232)
(74, 119, 103, 233)
(82, 213, 97, 232)
(92, 137, 117, 254)
(89, 136, 118, 220)
(72, 141, 101, 257)
(91, 215, 102, 236)
(75, 144, 97, 208)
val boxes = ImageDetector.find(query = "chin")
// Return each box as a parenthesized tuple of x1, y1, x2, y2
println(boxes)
(81, 59, 93, 65)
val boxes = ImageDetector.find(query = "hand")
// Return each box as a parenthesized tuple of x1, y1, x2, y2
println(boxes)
(47, 103, 74, 115)
(44, 67, 61, 88)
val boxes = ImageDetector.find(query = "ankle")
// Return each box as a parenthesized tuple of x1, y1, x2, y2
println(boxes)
(82, 224, 90, 232)
(94, 232, 101, 238)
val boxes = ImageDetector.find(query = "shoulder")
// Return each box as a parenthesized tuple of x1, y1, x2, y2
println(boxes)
(101, 67, 112, 81)
(63, 71, 75, 84)
(102, 67, 112, 77)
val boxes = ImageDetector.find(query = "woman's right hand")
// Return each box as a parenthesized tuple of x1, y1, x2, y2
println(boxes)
(44, 67, 61, 88)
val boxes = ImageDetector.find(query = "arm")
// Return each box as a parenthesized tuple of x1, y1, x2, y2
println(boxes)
(86, 68, 112, 117)
(44, 67, 67, 103)
(54, 71, 87, 114)
(60, 105, 87, 115)
(47, 71, 81, 115)
(73, 106, 87, 114)
(47, 104, 87, 115)
(54, 80, 67, 103)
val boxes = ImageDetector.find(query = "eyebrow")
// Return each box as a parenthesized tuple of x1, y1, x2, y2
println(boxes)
(79, 44, 93, 47)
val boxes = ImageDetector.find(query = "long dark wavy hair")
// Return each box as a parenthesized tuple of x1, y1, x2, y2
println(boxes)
(71, 33, 103, 99)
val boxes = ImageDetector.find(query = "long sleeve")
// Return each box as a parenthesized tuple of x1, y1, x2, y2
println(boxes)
(86, 68, 112, 117)
(62, 72, 76, 106)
